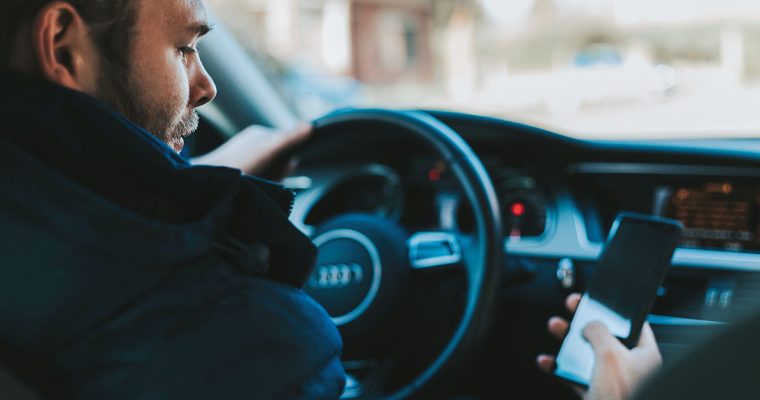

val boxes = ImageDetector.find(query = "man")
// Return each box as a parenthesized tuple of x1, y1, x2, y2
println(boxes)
(0, 0, 343, 398)
(0, 0, 661, 399)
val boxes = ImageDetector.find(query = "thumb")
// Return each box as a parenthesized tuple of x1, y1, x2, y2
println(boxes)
(637, 322, 658, 348)
(280, 123, 312, 147)
(583, 321, 624, 356)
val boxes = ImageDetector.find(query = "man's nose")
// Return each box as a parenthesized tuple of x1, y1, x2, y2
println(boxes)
(191, 60, 217, 108)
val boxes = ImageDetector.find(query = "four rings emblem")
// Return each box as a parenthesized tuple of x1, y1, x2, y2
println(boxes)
(309, 263, 364, 289)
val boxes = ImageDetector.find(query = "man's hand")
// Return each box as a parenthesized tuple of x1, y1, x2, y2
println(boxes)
(192, 124, 312, 181)
(536, 293, 663, 400)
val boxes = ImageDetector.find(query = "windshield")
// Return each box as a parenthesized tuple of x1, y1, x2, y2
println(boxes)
(207, 0, 760, 140)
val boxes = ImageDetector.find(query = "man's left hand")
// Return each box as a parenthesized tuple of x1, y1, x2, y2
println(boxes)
(192, 124, 312, 181)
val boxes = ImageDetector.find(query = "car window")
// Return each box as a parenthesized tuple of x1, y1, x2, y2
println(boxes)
(207, 0, 760, 140)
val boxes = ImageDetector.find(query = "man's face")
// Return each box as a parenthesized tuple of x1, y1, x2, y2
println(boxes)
(96, 0, 217, 152)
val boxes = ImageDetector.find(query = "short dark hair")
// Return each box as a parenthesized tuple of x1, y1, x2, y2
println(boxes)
(0, 0, 136, 67)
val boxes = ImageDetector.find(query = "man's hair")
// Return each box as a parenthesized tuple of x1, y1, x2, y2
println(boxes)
(0, 0, 137, 67)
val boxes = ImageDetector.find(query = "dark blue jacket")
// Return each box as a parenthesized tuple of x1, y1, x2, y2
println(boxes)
(0, 69, 344, 399)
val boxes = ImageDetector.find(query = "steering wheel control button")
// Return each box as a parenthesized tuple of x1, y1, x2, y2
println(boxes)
(557, 258, 576, 289)
(307, 229, 382, 326)
(408, 232, 462, 270)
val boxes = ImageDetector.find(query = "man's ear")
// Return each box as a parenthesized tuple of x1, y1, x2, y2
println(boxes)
(33, 1, 99, 93)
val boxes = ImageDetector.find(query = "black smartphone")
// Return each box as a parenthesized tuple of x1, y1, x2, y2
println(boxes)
(554, 212, 683, 387)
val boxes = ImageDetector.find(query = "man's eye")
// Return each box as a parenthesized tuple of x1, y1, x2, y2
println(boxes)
(179, 47, 198, 57)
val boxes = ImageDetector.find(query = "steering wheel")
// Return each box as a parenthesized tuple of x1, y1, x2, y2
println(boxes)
(297, 109, 502, 399)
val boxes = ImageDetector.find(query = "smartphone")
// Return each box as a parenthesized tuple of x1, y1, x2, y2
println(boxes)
(554, 212, 683, 387)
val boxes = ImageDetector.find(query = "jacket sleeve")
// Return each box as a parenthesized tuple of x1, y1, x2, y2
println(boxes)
(51, 273, 346, 400)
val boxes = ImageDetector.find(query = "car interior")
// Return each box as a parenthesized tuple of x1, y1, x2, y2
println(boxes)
(182, 10, 760, 399)
(5, 1, 760, 399)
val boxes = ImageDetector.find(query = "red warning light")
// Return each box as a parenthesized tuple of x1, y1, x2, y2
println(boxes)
(510, 202, 526, 217)
(428, 168, 441, 182)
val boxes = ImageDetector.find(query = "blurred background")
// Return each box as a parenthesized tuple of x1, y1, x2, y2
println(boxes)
(206, 0, 760, 140)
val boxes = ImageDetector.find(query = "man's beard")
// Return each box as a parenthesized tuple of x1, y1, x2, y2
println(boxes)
(95, 64, 199, 153)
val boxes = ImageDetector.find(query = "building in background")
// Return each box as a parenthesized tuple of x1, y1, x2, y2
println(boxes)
(207, 0, 760, 138)
(207, 0, 481, 115)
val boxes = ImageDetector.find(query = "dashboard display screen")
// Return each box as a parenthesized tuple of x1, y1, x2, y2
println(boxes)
(654, 182, 760, 252)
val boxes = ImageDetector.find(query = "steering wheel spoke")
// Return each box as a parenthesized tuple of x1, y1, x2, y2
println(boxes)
(408, 231, 463, 271)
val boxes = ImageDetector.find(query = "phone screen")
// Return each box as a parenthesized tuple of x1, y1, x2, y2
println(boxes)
(554, 213, 682, 386)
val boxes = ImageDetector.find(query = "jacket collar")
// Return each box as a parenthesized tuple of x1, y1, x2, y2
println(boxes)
(0, 68, 315, 287)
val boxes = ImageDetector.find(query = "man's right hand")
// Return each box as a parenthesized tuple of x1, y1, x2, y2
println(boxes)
(536, 293, 663, 400)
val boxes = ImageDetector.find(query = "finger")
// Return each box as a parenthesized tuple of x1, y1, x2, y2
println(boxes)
(264, 157, 299, 182)
(565, 293, 582, 314)
(274, 158, 300, 181)
(263, 125, 310, 168)
(570, 385, 587, 398)
(282, 123, 312, 146)
(637, 322, 658, 348)
(538, 354, 586, 398)
(246, 124, 309, 177)
(239, 124, 276, 141)
(284, 157, 300, 176)
(582, 321, 624, 355)
(536, 354, 556, 374)
(548, 317, 569, 340)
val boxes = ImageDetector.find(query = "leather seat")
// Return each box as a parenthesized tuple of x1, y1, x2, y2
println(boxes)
(635, 312, 760, 400)
(0, 367, 38, 400)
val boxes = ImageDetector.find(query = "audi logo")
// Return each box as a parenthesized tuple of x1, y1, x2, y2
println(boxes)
(309, 263, 364, 289)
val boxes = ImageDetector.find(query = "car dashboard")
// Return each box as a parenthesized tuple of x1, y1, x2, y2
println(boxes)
(282, 110, 760, 398)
